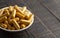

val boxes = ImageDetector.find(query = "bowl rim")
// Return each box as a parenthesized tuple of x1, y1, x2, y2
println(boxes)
(0, 7, 34, 32)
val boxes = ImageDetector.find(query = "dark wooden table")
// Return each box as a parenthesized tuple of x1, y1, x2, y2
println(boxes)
(0, 0, 60, 38)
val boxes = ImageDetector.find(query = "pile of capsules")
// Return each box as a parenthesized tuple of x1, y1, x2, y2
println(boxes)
(0, 5, 34, 30)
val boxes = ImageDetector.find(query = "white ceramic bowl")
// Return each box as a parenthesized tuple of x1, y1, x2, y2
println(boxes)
(0, 7, 34, 32)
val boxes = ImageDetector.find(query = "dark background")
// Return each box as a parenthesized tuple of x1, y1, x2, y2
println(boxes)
(0, 0, 60, 38)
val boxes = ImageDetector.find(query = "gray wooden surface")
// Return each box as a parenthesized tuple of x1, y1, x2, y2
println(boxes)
(0, 0, 60, 38)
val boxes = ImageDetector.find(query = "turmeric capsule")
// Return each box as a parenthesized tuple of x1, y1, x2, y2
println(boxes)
(0, 24, 7, 29)
(28, 14, 34, 22)
(12, 19, 20, 30)
(24, 10, 32, 19)
(0, 10, 10, 17)
(11, 9, 16, 18)
(0, 16, 7, 22)
(25, 14, 32, 20)
(22, 6, 27, 13)
(14, 17, 19, 21)
(26, 11, 32, 19)
(7, 18, 12, 25)
(11, 27, 15, 30)
(4, 9, 10, 16)
(16, 12, 25, 18)
(20, 24, 26, 29)
(9, 6, 14, 12)
(14, 5, 24, 15)
(20, 19, 30, 25)
(0, 10, 4, 17)
(4, 21, 12, 30)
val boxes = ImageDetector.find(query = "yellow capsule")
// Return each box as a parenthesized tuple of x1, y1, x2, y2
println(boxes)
(12, 19, 20, 30)
(0, 23, 7, 29)
(20, 19, 30, 25)
(9, 6, 14, 12)
(21, 24, 26, 29)
(4, 21, 12, 29)
(11, 27, 15, 30)
(0, 16, 7, 22)
(0, 10, 10, 17)
(16, 12, 25, 18)
(11, 9, 16, 18)
(22, 6, 27, 13)
(4, 9, 10, 16)
(24, 10, 32, 20)
(0, 10, 4, 17)
(25, 14, 32, 20)
(28, 14, 34, 22)
(14, 17, 19, 21)
(14, 5, 24, 15)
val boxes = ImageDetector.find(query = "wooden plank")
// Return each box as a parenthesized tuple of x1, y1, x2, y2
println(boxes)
(38, 0, 60, 38)
(39, 0, 60, 21)
(53, 27, 60, 38)
(54, 0, 60, 4)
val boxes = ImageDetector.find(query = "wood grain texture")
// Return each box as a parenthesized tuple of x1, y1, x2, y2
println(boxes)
(0, 0, 60, 38)
(38, 0, 60, 38)
(39, 0, 60, 20)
